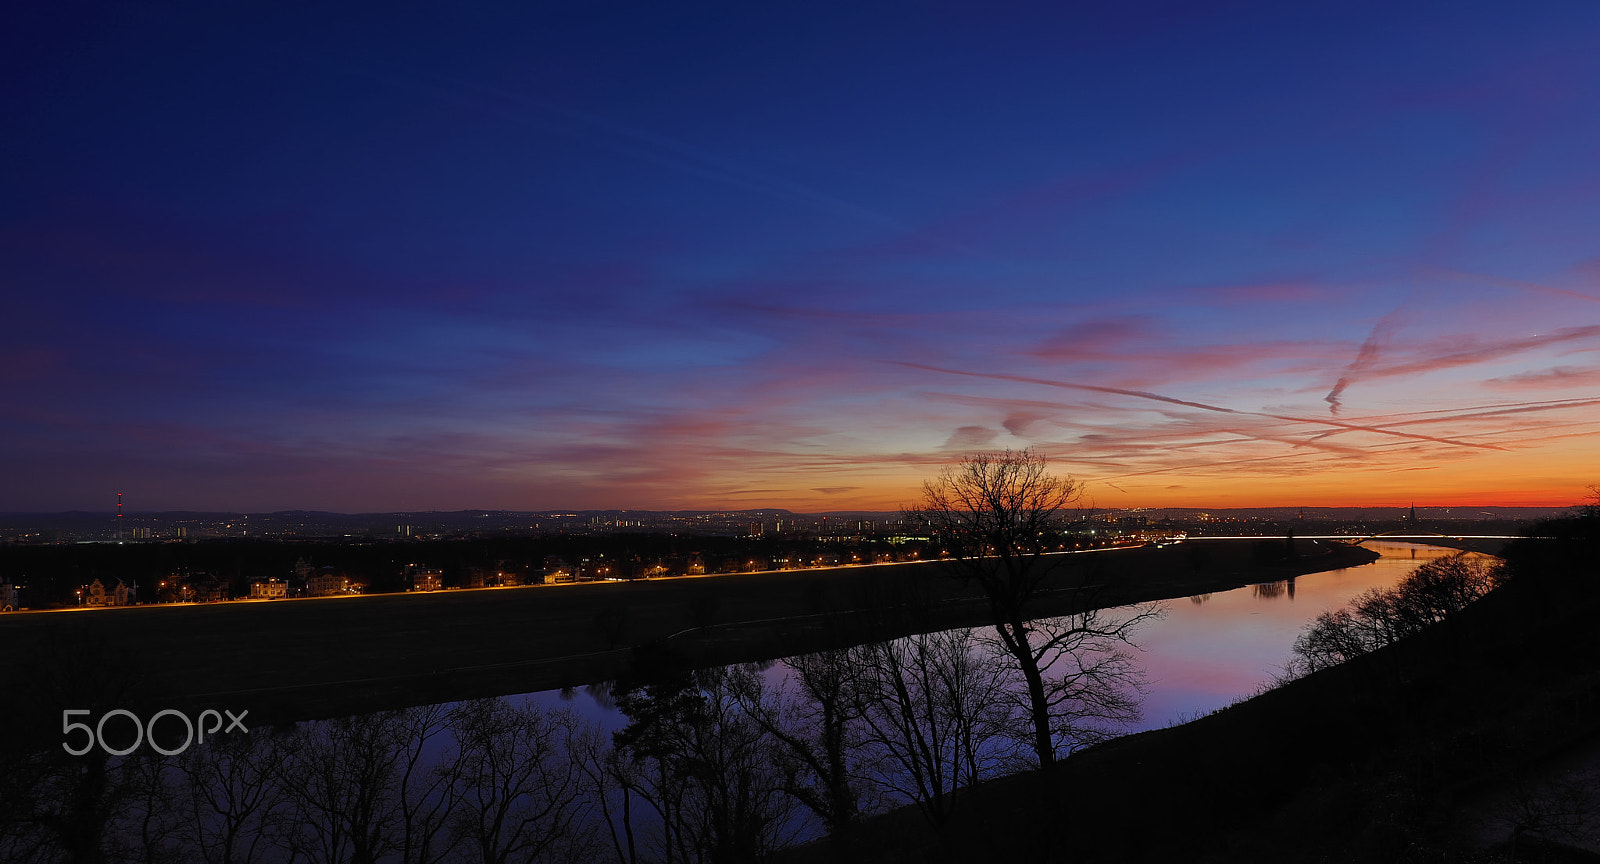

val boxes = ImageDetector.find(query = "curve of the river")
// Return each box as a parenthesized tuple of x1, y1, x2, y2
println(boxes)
(538, 540, 1488, 733)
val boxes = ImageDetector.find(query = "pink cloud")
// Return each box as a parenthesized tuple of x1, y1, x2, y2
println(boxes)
(1183, 280, 1336, 304)
(942, 425, 1000, 450)
(1485, 365, 1600, 390)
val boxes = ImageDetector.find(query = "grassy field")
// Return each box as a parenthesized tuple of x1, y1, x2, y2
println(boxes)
(2, 539, 1382, 726)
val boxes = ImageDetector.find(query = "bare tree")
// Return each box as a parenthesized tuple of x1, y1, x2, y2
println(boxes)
(391, 705, 463, 864)
(176, 726, 296, 864)
(106, 749, 187, 864)
(612, 668, 798, 864)
(1391, 553, 1502, 625)
(1001, 614, 1148, 756)
(846, 630, 1020, 825)
(276, 712, 413, 864)
(1290, 553, 1504, 675)
(727, 650, 867, 841)
(570, 723, 644, 864)
(445, 699, 592, 864)
(0, 745, 57, 864)
(907, 449, 1157, 766)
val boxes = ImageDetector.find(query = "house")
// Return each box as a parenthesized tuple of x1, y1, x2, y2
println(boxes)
(156, 571, 222, 603)
(83, 578, 132, 607)
(305, 568, 352, 597)
(539, 566, 571, 584)
(409, 569, 444, 591)
(249, 578, 287, 599)
(183, 573, 227, 603)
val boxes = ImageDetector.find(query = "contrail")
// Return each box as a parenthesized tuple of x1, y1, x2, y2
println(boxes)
(1325, 311, 1402, 415)
(1089, 450, 1340, 482)
(1306, 395, 1600, 441)
(895, 362, 1505, 451)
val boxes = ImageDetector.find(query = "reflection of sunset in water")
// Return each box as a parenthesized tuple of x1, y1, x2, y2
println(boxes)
(537, 542, 1494, 739)
(1125, 542, 1494, 729)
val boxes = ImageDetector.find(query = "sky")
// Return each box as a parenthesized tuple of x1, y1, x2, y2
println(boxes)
(5, 1, 1600, 513)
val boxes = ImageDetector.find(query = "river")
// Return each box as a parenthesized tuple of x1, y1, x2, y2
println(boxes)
(1130, 540, 1487, 729)
(539, 540, 1488, 733)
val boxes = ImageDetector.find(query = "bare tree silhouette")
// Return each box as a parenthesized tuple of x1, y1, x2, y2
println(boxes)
(906, 449, 1158, 766)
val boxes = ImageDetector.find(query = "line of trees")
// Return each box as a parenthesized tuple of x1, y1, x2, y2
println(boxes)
(1286, 551, 1504, 675)
(575, 614, 1149, 864)
(3, 700, 597, 864)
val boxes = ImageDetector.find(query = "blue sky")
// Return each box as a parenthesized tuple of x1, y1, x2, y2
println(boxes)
(6, 1, 1600, 511)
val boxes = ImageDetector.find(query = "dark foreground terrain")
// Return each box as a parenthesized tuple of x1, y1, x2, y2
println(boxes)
(1, 539, 1377, 728)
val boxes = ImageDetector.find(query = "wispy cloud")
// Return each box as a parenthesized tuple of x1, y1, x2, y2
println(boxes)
(1486, 365, 1600, 390)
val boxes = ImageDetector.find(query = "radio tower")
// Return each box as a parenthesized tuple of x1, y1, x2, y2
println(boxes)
(116, 492, 124, 541)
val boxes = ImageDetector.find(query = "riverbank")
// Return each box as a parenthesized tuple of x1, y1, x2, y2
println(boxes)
(2, 539, 1377, 727)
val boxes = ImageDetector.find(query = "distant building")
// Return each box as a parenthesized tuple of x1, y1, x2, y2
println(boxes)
(410, 569, 443, 592)
(539, 566, 571, 584)
(249, 578, 287, 599)
(83, 578, 132, 607)
(181, 573, 226, 603)
(0, 582, 17, 611)
(306, 568, 352, 597)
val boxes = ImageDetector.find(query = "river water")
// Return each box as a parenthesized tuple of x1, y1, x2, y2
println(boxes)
(543, 540, 1486, 733)
(1130, 540, 1483, 729)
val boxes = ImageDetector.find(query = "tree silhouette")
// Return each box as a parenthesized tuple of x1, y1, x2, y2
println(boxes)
(907, 449, 1156, 766)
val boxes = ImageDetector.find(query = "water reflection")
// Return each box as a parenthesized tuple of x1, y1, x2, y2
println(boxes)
(545, 542, 1469, 737)
(1131, 541, 1485, 729)
(1250, 578, 1295, 600)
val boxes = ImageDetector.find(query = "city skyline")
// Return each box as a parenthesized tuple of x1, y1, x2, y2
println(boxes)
(6, 2, 1600, 513)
